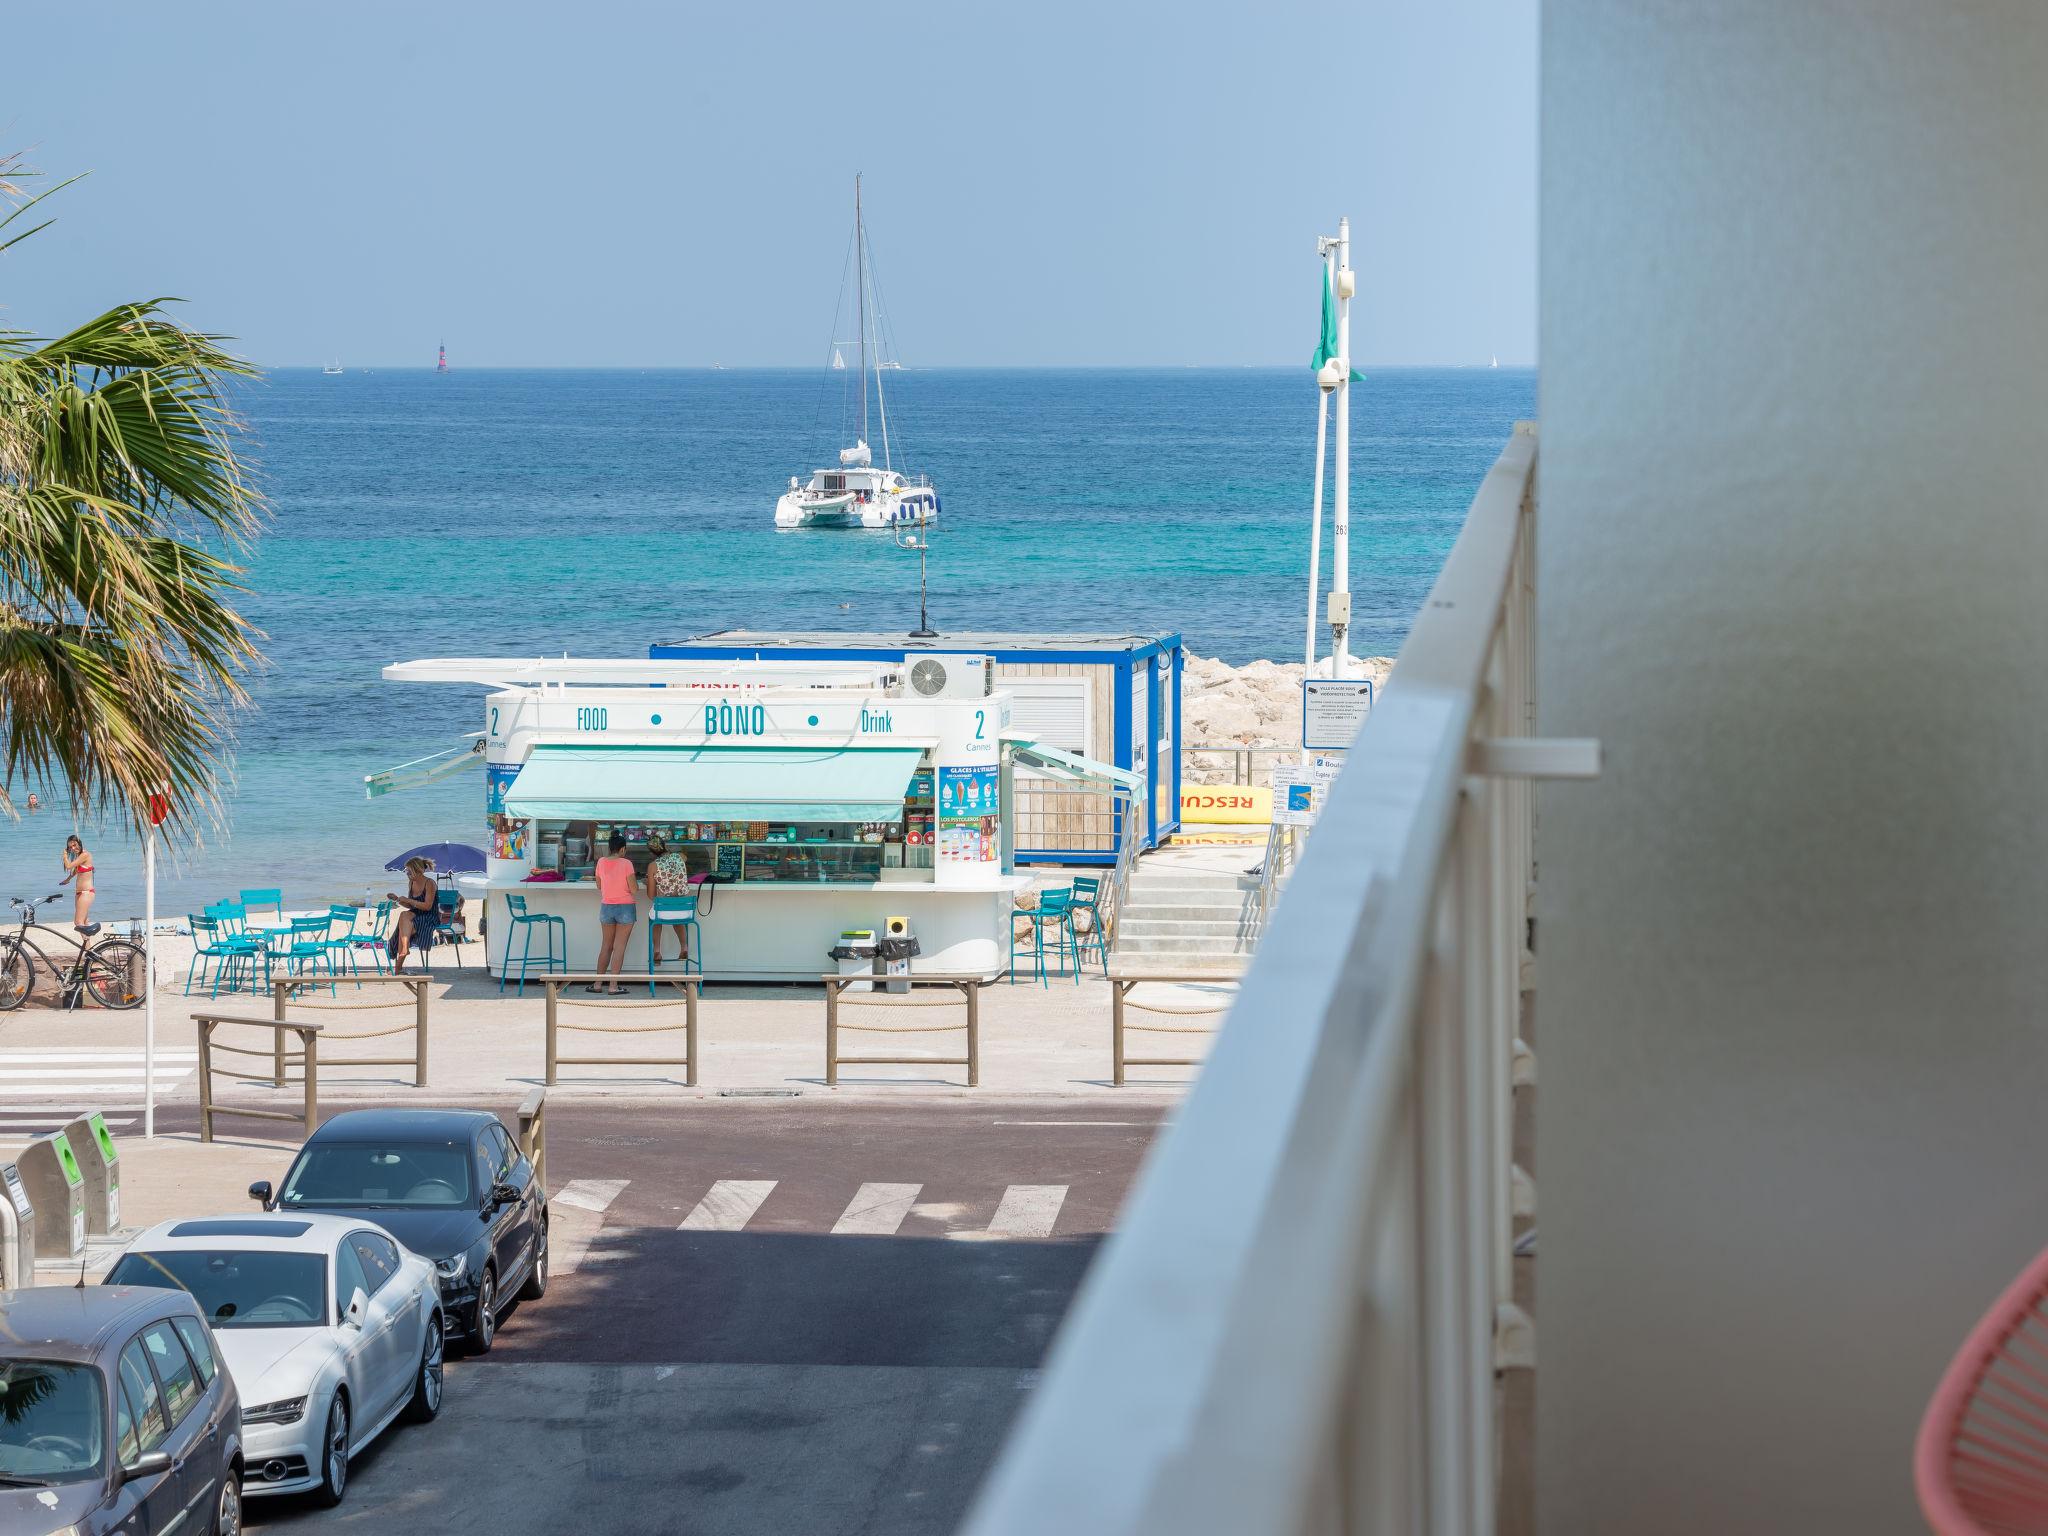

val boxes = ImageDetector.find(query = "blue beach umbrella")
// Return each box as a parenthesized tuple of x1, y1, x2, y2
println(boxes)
(384, 842, 488, 875)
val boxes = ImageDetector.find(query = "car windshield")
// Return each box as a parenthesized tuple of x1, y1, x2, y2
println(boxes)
(279, 1141, 473, 1208)
(0, 1360, 105, 1483)
(106, 1250, 327, 1329)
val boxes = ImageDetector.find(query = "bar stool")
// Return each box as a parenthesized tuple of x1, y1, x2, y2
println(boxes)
(647, 894, 702, 993)
(1012, 887, 1077, 986)
(500, 893, 567, 996)
(1068, 874, 1110, 977)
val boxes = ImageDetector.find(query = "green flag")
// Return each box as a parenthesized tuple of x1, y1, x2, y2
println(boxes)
(1311, 266, 1365, 381)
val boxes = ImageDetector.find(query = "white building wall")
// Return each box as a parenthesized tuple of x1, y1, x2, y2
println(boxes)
(1540, 4, 2048, 1530)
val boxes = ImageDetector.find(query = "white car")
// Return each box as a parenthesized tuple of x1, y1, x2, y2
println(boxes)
(105, 1212, 444, 1505)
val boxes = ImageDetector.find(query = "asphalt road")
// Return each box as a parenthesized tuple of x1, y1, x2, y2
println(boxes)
(243, 1097, 1167, 1534)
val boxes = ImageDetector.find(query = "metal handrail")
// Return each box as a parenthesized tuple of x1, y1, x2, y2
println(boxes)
(1182, 742, 1292, 787)
(963, 422, 1542, 1535)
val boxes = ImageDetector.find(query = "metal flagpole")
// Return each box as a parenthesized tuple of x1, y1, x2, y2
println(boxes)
(1306, 243, 1336, 677)
(144, 821, 156, 1140)
(1331, 216, 1353, 681)
(144, 786, 166, 1140)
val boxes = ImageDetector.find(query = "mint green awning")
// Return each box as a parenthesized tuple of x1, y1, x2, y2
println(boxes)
(1007, 740, 1142, 792)
(504, 745, 924, 822)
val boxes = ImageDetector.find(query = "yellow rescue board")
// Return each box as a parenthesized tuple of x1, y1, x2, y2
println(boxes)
(1180, 785, 1272, 825)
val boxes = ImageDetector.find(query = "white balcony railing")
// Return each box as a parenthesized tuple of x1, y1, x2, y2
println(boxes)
(965, 423, 1558, 1536)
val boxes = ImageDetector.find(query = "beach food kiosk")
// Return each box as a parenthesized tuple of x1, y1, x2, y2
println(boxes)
(651, 631, 1184, 864)
(380, 655, 1136, 980)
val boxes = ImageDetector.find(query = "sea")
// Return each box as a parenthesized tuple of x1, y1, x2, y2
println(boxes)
(1, 366, 1535, 920)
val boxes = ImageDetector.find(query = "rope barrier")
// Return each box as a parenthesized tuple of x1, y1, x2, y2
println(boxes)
(833, 992, 963, 1008)
(552, 1019, 689, 1036)
(1121, 998, 1233, 1016)
(1123, 1020, 1218, 1034)
(310, 1019, 419, 1042)
(554, 997, 686, 1011)
(286, 996, 416, 1012)
(839, 1026, 963, 1035)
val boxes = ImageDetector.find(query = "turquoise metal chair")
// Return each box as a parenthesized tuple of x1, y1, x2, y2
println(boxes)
(203, 904, 270, 993)
(345, 901, 394, 976)
(1012, 887, 1078, 986)
(431, 888, 470, 967)
(1068, 874, 1110, 977)
(279, 914, 337, 995)
(646, 894, 702, 992)
(239, 888, 285, 923)
(500, 893, 566, 996)
(187, 913, 260, 997)
(319, 904, 366, 978)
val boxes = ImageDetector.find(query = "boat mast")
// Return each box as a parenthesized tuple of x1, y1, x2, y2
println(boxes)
(856, 174, 869, 449)
(868, 217, 894, 472)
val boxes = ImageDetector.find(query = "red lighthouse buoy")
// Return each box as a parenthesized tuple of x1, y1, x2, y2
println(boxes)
(436, 341, 448, 373)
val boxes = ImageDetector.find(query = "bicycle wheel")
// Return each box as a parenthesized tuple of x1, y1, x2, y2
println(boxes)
(83, 939, 145, 1010)
(0, 939, 31, 1010)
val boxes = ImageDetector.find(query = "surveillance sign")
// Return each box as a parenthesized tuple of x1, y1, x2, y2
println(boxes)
(1302, 679, 1374, 750)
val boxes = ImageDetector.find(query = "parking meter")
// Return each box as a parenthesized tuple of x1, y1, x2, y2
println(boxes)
(62, 1113, 120, 1235)
(0, 1163, 33, 1288)
(16, 1132, 85, 1261)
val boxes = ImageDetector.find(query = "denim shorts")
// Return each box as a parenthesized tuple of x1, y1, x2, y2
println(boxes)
(599, 902, 637, 926)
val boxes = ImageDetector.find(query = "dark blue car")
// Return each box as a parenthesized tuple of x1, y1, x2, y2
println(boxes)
(249, 1107, 548, 1352)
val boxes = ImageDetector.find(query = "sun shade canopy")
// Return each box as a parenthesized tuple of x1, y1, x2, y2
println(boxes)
(504, 745, 925, 823)
(1005, 738, 1142, 792)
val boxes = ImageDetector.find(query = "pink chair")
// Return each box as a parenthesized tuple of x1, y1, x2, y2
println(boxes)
(1916, 1243, 2048, 1533)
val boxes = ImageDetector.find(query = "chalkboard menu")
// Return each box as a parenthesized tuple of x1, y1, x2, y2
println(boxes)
(714, 842, 745, 882)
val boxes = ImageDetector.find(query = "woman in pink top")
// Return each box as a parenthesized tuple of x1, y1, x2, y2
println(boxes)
(590, 833, 637, 994)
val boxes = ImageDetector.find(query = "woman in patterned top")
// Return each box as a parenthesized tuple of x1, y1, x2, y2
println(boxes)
(643, 834, 693, 966)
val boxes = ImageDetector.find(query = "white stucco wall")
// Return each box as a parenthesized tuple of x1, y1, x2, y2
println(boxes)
(1540, 4, 2048, 1530)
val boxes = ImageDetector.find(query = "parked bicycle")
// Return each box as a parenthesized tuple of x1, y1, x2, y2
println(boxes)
(0, 893, 145, 1010)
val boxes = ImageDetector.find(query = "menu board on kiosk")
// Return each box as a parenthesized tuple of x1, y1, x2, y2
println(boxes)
(714, 843, 745, 881)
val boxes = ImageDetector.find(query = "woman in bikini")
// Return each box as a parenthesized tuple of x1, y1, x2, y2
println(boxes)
(60, 836, 96, 931)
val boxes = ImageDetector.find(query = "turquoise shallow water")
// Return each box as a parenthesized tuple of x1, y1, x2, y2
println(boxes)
(2, 366, 1534, 916)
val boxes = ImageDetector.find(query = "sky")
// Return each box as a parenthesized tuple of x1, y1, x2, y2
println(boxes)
(2, 1, 1535, 369)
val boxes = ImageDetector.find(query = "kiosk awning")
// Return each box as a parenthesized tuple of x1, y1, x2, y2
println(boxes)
(1005, 738, 1143, 792)
(504, 745, 924, 823)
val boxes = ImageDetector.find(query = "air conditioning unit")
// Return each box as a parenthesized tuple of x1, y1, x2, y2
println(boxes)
(904, 654, 992, 700)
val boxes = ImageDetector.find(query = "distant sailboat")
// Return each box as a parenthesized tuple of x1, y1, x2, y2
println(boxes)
(1490, 354, 1500, 369)
(322, 359, 344, 375)
(775, 176, 941, 531)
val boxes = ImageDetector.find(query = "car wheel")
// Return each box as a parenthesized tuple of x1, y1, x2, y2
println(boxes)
(215, 1464, 243, 1535)
(470, 1264, 497, 1354)
(518, 1222, 549, 1300)
(314, 1392, 350, 1506)
(406, 1312, 445, 1423)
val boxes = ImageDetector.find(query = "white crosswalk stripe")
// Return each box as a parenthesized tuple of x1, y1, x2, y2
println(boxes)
(679, 1179, 778, 1232)
(831, 1182, 923, 1235)
(551, 1178, 1075, 1263)
(985, 1185, 1068, 1238)
(553, 1178, 628, 1214)
(0, 1050, 201, 1137)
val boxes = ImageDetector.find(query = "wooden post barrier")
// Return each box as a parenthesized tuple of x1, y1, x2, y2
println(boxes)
(194, 1012, 324, 1142)
(822, 973, 985, 1087)
(270, 975, 434, 1087)
(517, 1087, 548, 1195)
(539, 974, 699, 1088)
(1106, 967, 1243, 1086)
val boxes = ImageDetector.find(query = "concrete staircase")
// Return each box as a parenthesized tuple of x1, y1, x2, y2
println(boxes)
(1113, 864, 1261, 964)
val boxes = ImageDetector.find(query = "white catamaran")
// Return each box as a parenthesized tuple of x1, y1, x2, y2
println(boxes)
(775, 177, 940, 530)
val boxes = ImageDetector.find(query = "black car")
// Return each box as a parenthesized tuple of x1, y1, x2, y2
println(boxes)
(249, 1108, 548, 1353)
(0, 1284, 244, 1535)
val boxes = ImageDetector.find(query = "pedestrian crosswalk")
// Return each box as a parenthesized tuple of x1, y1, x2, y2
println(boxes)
(0, 1050, 199, 1136)
(550, 1175, 1074, 1274)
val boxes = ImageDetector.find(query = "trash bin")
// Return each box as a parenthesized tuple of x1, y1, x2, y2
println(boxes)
(0, 1163, 34, 1288)
(16, 1132, 85, 1262)
(830, 931, 878, 994)
(874, 933, 922, 995)
(63, 1113, 120, 1236)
